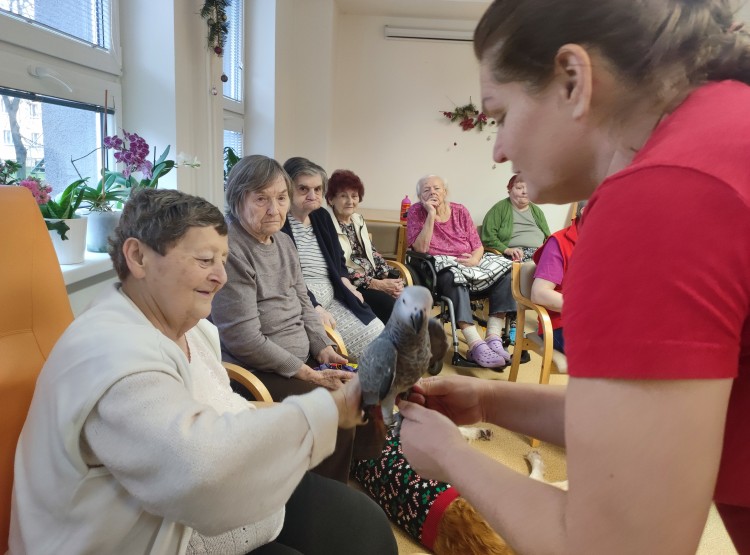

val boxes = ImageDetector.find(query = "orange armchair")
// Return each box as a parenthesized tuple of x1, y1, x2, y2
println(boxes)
(0, 186, 74, 551)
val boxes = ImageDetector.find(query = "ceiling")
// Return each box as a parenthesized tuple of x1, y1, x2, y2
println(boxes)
(334, 0, 491, 21)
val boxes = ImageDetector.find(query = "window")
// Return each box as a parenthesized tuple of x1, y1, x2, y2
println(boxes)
(222, 0, 244, 169)
(222, 0, 243, 103)
(0, 89, 113, 196)
(0, 0, 118, 73)
(0, 0, 120, 196)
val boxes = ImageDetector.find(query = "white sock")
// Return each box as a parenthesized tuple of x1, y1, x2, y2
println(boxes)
(462, 325, 482, 347)
(486, 316, 504, 340)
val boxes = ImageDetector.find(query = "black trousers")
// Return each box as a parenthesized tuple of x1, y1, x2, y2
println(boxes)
(360, 287, 395, 323)
(249, 471, 397, 555)
(436, 269, 513, 324)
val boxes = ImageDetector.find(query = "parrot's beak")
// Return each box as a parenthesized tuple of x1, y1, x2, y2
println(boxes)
(410, 311, 424, 331)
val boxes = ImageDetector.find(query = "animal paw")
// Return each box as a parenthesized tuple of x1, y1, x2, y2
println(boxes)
(458, 426, 493, 441)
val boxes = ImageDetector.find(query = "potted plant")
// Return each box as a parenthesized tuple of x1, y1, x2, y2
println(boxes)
(0, 159, 21, 184)
(78, 130, 179, 252)
(31, 177, 89, 264)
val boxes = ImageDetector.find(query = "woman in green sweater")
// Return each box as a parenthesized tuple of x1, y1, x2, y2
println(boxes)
(481, 175, 550, 259)
(480, 175, 550, 339)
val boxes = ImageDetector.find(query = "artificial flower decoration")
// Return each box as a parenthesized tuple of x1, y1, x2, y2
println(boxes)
(441, 98, 495, 132)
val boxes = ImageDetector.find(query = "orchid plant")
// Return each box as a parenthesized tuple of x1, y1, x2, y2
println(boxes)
(73, 130, 198, 213)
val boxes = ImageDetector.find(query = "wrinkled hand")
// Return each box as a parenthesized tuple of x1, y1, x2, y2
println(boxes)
(342, 278, 365, 303)
(456, 252, 481, 267)
(398, 400, 468, 483)
(503, 247, 524, 261)
(423, 200, 437, 217)
(312, 368, 353, 390)
(315, 305, 337, 329)
(401, 375, 487, 426)
(296, 363, 352, 390)
(317, 345, 348, 366)
(330, 374, 366, 429)
(372, 278, 404, 298)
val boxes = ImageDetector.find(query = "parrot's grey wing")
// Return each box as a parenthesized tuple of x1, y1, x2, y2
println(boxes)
(427, 317, 449, 376)
(358, 336, 398, 407)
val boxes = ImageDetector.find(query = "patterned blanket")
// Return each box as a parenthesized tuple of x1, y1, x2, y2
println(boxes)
(432, 252, 512, 294)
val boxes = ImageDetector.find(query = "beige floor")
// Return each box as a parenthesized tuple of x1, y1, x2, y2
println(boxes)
(391, 337, 737, 555)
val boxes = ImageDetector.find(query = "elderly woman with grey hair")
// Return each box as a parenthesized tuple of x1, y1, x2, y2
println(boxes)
(281, 156, 385, 362)
(11, 187, 396, 554)
(210, 154, 368, 483)
(407, 174, 512, 369)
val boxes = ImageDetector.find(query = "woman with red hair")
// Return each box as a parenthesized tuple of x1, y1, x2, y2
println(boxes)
(325, 169, 403, 323)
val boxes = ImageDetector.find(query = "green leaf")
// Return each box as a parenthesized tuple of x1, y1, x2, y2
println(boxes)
(45, 219, 71, 240)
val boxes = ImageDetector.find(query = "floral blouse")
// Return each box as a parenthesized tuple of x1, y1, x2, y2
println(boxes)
(339, 221, 394, 289)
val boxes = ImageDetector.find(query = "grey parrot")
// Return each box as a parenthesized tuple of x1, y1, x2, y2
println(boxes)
(358, 285, 449, 427)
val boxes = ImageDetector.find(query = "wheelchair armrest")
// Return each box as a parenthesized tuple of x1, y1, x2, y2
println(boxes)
(404, 250, 438, 294)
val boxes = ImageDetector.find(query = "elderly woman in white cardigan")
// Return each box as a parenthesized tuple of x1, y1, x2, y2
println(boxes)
(325, 168, 404, 323)
(9, 188, 396, 555)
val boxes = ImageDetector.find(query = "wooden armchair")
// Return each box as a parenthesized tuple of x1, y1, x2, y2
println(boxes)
(223, 362, 273, 402)
(508, 261, 568, 385)
(324, 324, 349, 358)
(508, 261, 568, 446)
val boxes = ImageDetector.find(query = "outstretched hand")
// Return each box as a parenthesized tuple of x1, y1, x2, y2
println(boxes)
(398, 399, 468, 483)
(401, 375, 488, 426)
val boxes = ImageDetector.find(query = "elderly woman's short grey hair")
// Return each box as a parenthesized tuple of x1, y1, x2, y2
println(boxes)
(225, 154, 292, 221)
(109, 188, 227, 281)
(283, 157, 328, 195)
(415, 174, 448, 198)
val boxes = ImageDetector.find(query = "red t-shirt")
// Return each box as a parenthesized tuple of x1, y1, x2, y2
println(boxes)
(565, 81, 750, 530)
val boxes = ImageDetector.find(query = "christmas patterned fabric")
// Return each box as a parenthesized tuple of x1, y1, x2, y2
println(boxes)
(351, 427, 460, 550)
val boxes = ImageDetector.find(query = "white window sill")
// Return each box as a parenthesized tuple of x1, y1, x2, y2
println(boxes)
(60, 251, 115, 286)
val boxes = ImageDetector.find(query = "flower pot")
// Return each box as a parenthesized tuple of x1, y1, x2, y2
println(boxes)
(86, 210, 121, 253)
(45, 216, 88, 265)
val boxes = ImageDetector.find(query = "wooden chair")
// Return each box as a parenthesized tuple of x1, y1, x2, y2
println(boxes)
(508, 261, 568, 386)
(508, 261, 568, 446)
(0, 187, 75, 551)
(223, 362, 273, 402)
(324, 324, 349, 358)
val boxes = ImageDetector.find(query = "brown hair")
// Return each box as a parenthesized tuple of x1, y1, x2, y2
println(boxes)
(109, 188, 227, 281)
(474, 0, 750, 103)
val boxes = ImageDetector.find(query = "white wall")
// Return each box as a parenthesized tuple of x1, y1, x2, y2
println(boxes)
(325, 14, 570, 231)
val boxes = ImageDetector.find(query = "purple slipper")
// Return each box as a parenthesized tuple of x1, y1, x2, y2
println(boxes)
(486, 337, 512, 363)
(467, 341, 506, 369)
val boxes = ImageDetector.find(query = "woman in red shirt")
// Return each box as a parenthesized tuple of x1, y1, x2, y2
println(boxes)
(398, 1, 750, 553)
